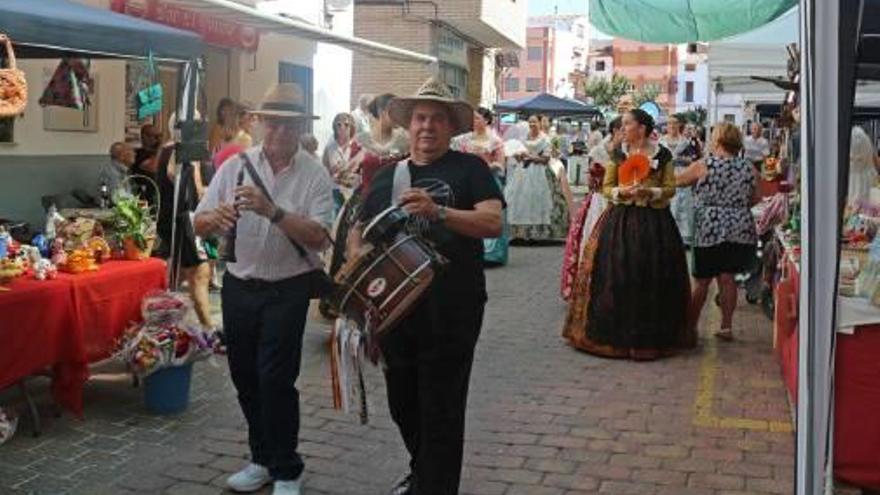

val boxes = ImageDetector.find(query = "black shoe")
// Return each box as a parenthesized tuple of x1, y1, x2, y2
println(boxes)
(389, 472, 413, 495)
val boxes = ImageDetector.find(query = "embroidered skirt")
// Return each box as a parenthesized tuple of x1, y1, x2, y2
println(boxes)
(563, 204, 693, 360)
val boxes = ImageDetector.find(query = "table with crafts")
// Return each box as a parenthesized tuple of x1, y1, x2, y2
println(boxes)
(773, 231, 880, 490)
(0, 259, 167, 417)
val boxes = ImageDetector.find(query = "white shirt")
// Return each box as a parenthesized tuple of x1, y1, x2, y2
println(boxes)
(743, 135, 769, 162)
(196, 146, 335, 281)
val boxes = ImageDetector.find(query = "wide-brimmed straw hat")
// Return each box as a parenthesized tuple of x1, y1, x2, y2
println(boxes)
(249, 83, 319, 120)
(388, 77, 473, 134)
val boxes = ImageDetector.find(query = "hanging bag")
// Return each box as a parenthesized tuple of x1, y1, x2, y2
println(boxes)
(136, 52, 163, 120)
(0, 34, 28, 118)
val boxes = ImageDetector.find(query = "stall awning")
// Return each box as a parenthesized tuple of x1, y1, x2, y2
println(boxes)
(495, 93, 601, 118)
(589, 0, 798, 43)
(0, 0, 203, 61)
(157, 0, 437, 64)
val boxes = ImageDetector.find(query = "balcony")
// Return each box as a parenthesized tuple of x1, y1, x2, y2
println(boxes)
(437, 0, 526, 49)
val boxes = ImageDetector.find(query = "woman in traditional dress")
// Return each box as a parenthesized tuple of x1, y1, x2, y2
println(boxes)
(677, 123, 759, 340)
(506, 115, 570, 242)
(563, 109, 692, 360)
(319, 94, 409, 318)
(560, 117, 622, 300)
(661, 114, 701, 248)
(452, 107, 509, 265)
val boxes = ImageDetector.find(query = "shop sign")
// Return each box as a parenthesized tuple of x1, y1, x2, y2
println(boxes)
(111, 0, 260, 51)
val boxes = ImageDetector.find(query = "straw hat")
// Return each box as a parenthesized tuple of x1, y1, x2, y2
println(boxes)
(388, 77, 473, 134)
(250, 83, 318, 120)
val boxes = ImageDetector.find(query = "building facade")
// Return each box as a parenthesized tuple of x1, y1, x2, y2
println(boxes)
(0, 0, 432, 227)
(611, 39, 679, 112)
(351, 0, 526, 107)
(674, 43, 710, 114)
(499, 15, 589, 101)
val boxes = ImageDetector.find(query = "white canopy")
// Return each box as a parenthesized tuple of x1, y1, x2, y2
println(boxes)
(708, 8, 797, 95)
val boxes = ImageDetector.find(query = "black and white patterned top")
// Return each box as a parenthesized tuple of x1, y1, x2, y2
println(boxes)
(692, 155, 758, 247)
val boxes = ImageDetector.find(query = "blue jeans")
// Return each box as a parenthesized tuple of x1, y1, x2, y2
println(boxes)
(222, 272, 310, 480)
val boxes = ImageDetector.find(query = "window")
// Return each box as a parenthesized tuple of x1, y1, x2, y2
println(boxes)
(439, 63, 468, 98)
(685, 63, 696, 72)
(724, 114, 736, 123)
(526, 77, 541, 92)
(687, 43, 698, 54)
(279, 62, 313, 131)
(505, 77, 520, 92)
(595, 60, 606, 72)
(527, 46, 543, 61)
(685, 81, 695, 102)
(0, 118, 13, 144)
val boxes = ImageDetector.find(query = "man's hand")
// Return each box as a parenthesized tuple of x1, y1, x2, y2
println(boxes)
(203, 203, 238, 233)
(234, 185, 274, 218)
(399, 188, 440, 220)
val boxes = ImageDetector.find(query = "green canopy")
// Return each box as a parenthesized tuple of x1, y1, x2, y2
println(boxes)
(589, 0, 797, 43)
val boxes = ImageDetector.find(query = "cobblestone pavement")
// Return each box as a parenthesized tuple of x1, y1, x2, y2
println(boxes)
(0, 244, 811, 495)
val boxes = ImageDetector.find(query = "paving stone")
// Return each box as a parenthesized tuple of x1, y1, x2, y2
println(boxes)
(165, 464, 221, 483)
(0, 244, 806, 495)
(164, 481, 224, 495)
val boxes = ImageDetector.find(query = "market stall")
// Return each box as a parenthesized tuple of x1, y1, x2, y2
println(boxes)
(0, 0, 203, 423)
(0, 260, 167, 416)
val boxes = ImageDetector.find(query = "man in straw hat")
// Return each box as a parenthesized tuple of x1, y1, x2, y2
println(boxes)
(194, 83, 334, 495)
(349, 78, 504, 494)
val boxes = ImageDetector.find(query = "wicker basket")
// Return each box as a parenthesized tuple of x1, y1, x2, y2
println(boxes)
(0, 34, 27, 118)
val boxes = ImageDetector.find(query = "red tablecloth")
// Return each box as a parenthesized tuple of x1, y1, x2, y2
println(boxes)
(0, 259, 167, 416)
(775, 258, 880, 490)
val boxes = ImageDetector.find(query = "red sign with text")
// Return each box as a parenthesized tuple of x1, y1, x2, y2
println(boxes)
(112, 0, 260, 51)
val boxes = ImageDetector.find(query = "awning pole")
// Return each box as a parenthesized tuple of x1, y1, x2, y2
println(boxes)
(796, 1, 839, 493)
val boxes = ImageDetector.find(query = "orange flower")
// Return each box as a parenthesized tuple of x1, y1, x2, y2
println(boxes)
(619, 153, 650, 186)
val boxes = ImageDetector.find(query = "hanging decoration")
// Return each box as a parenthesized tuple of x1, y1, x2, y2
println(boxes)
(0, 34, 27, 118)
(39, 57, 94, 112)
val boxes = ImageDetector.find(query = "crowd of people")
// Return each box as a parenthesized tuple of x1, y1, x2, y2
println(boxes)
(96, 77, 790, 493)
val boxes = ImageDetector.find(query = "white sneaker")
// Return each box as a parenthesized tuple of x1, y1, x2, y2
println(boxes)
(227, 463, 271, 492)
(273, 479, 302, 495)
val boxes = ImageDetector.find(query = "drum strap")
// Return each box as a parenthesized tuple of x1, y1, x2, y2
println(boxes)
(391, 159, 412, 206)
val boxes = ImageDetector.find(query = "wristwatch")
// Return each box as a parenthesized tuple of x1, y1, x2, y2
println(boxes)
(270, 206, 286, 224)
(436, 205, 448, 223)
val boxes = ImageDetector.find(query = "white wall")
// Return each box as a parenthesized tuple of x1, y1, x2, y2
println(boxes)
(231, 33, 316, 110)
(313, 4, 354, 148)
(676, 62, 709, 112)
(1, 59, 127, 156)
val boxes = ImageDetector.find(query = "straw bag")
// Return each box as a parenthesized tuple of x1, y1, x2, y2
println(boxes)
(0, 34, 27, 118)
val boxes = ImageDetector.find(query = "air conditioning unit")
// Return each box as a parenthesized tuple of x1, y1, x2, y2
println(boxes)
(326, 0, 352, 11)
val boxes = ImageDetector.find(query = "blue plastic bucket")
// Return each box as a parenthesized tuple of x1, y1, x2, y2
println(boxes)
(143, 363, 193, 414)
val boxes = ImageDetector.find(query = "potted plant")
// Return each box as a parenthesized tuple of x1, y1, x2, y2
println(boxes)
(111, 192, 156, 260)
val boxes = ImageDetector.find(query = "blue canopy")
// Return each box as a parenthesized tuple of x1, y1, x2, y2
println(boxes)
(495, 93, 601, 118)
(0, 0, 203, 61)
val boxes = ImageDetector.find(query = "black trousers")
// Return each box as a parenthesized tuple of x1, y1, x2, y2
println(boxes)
(380, 297, 486, 495)
(222, 272, 311, 481)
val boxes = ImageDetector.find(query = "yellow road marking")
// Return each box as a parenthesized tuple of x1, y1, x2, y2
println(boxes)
(693, 334, 793, 433)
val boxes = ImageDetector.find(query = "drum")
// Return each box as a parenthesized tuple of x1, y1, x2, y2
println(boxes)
(332, 207, 445, 336)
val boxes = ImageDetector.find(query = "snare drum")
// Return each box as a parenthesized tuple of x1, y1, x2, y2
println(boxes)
(332, 207, 444, 336)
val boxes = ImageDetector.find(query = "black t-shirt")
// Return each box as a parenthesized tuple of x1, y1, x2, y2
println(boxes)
(358, 150, 505, 307)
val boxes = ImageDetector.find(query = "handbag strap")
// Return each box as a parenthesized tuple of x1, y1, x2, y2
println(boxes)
(0, 35, 17, 70)
(391, 159, 411, 206)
